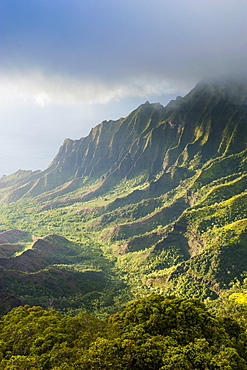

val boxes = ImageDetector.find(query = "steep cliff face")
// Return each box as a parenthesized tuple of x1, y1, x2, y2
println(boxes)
(45, 81, 247, 183)
(1, 79, 247, 310)
(1, 79, 247, 202)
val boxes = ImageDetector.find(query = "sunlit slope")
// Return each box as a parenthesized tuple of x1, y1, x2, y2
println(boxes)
(0, 79, 247, 312)
(1, 79, 247, 202)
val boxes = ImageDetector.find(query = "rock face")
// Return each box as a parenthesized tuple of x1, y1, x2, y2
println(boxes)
(1, 79, 247, 202)
(1, 78, 247, 311)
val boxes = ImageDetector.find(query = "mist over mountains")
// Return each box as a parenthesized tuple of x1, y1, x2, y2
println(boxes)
(2, 78, 247, 199)
(0, 78, 247, 318)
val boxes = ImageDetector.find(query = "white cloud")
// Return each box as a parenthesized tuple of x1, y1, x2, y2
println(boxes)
(1, 0, 247, 176)
(0, 71, 188, 108)
(34, 92, 52, 107)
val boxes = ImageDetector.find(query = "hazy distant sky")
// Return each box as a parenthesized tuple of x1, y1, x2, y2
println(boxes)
(0, 0, 247, 176)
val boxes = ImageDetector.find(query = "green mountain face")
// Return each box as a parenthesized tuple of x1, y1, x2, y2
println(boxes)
(0, 79, 247, 316)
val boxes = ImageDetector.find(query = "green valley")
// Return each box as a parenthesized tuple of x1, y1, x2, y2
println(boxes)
(0, 79, 247, 320)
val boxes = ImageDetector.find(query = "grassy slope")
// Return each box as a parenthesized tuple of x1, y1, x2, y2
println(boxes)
(0, 148, 247, 314)
(0, 81, 247, 316)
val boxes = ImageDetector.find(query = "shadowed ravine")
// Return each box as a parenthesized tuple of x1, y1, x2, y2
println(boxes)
(0, 79, 247, 317)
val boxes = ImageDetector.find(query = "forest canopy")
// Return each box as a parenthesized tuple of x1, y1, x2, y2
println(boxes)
(1, 295, 247, 369)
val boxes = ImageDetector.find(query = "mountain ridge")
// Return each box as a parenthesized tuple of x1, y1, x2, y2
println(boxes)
(2, 78, 247, 202)
(0, 79, 247, 315)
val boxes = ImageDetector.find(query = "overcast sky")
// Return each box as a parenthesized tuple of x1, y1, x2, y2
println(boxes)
(0, 0, 247, 177)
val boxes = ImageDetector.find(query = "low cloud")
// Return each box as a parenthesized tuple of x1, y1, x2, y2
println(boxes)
(0, 0, 247, 176)
(0, 71, 188, 108)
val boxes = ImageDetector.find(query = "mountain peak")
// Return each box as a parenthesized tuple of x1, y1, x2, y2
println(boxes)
(193, 77, 247, 97)
(2, 79, 247, 202)
(1, 79, 247, 316)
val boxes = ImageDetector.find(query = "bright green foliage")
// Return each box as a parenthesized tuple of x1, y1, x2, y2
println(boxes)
(1, 81, 247, 317)
(230, 292, 247, 305)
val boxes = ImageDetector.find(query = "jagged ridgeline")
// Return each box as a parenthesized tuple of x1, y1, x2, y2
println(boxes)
(0, 79, 247, 315)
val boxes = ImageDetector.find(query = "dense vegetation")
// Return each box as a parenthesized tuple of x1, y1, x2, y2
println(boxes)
(0, 79, 247, 320)
(1, 295, 247, 369)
